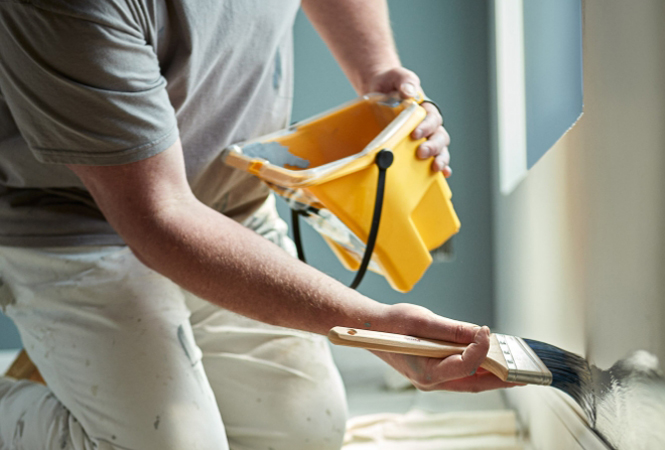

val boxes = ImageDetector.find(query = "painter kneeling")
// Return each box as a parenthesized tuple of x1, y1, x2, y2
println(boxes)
(0, 0, 519, 449)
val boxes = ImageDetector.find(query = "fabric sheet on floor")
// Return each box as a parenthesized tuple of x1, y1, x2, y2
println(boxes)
(343, 409, 522, 450)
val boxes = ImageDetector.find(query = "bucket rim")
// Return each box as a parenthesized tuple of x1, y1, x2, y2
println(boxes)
(221, 94, 423, 188)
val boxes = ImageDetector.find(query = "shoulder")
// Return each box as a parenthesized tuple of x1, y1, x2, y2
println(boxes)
(1, 0, 146, 34)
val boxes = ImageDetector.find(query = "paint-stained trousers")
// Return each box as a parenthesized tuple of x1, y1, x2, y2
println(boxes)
(0, 196, 348, 450)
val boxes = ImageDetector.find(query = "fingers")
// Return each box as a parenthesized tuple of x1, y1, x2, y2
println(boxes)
(433, 371, 522, 393)
(412, 103, 443, 140)
(376, 307, 525, 393)
(419, 128, 449, 164)
(374, 324, 523, 393)
(432, 326, 490, 381)
(411, 103, 452, 177)
(405, 326, 493, 392)
(365, 69, 453, 176)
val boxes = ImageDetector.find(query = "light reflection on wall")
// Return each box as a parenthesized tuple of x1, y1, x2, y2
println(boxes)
(588, 352, 665, 449)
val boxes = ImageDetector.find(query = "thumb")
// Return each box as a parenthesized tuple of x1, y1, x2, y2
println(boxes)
(369, 67, 422, 98)
(399, 81, 418, 98)
(420, 315, 484, 344)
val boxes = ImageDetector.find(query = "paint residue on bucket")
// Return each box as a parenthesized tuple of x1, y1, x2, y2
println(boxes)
(242, 142, 310, 169)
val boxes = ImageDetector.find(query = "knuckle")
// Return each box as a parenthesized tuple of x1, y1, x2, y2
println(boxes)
(442, 129, 451, 144)
(424, 114, 437, 127)
(454, 324, 467, 342)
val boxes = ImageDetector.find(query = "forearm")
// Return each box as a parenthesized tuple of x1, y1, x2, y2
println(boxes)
(120, 196, 390, 335)
(68, 141, 397, 336)
(301, 0, 400, 93)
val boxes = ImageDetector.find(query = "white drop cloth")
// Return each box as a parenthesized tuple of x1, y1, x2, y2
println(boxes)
(343, 409, 522, 450)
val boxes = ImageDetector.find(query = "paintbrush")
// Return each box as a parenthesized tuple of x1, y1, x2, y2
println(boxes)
(328, 327, 594, 420)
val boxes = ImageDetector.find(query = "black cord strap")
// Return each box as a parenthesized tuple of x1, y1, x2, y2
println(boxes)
(421, 96, 444, 127)
(291, 208, 307, 263)
(290, 149, 393, 290)
(349, 149, 393, 289)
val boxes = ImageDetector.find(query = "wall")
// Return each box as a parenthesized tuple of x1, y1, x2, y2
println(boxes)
(0, 309, 19, 349)
(287, 0, 495, 325)
(492, 0, 665, 447)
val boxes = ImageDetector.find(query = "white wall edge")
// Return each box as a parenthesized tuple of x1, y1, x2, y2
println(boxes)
(495, 0, 528, 195)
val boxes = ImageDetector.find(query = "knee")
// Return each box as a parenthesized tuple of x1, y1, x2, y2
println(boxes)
(269, 395, 347, 450)
(276, 353, 348, 449)
(226, 381, 348, 450)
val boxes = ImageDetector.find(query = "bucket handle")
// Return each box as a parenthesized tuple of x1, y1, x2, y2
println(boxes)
(291, 149, 394, 290)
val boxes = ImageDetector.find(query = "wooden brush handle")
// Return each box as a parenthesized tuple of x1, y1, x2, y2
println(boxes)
(328, 327, 509, 381)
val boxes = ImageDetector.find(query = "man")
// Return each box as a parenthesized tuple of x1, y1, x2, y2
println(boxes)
(0, 0, 514, 449)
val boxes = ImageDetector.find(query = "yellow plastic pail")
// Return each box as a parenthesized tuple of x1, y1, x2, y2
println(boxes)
(222, 94, 460, 292)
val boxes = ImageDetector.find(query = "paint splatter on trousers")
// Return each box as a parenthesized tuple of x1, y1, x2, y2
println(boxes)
(0, 195, 347, 450)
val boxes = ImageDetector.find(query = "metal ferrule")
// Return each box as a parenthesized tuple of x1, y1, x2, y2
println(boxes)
(495, 334, 553, 386)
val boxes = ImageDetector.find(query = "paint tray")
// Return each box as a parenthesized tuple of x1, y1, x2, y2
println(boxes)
(222, 94, 460, 292)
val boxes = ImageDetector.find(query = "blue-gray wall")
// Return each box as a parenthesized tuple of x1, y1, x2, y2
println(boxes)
(283, 0, 494, 325)
(0, 312, 19, 349)
(0, 0, 494, 349)
(523, 0, 583, 168)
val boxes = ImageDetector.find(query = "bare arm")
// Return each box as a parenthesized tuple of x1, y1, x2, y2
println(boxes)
(68, 140, 382, 335)
(66, 139, 513, 392)
(302, 0, 453, 176)
(301, 0, 400, 94)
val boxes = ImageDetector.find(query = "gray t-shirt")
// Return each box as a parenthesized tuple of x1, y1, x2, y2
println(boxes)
(0, 0, 300, 247)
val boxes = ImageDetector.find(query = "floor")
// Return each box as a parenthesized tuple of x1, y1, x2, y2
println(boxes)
(332, 344, 528, 449)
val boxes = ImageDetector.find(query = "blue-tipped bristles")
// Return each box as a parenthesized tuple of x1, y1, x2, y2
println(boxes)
(523, 338, 595, 424)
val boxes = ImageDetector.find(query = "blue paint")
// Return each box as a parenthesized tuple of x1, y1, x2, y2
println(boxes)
(243, 141, 309, 169)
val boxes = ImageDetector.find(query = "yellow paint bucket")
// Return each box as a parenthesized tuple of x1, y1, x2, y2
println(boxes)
(222, 94, 460, 292)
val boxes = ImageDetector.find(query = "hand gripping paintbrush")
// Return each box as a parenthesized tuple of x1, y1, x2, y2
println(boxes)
(328, 327, 594, 420)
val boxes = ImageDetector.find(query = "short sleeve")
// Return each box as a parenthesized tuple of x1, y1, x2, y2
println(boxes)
(0, 2, 178, 165)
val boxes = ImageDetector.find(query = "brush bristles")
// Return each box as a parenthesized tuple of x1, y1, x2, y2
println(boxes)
(523, 338, 595, 424)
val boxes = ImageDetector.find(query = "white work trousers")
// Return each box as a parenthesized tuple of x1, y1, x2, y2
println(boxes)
(0, 196, 347, 450)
